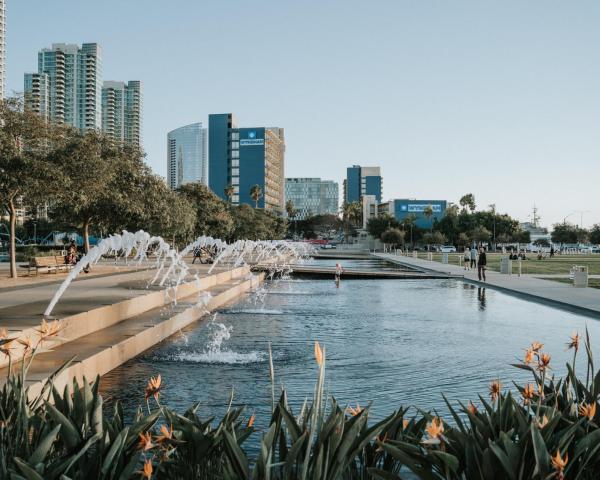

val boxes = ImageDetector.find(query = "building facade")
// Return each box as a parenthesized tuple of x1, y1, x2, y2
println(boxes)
(379, 199, 447, 229)
(344, 165, 382, 204)
(208, 113, 285, 213)
(102, 80, 142, 145)
(285, 178, 339, 220)
(167, 122, 208, 190)
(0, 0, 5, 99)
(24, 43, 102, 131)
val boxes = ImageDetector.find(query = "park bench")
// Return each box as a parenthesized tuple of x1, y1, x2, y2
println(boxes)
(24, 256, 74, 276)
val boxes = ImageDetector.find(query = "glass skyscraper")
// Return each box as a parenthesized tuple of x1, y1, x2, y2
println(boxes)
(208, 113, 285, 213)
(102, 80, 142, 146)
(167, 123, 208, 190)
(285, 178, 339, 220)
(24, 43, 102, 131)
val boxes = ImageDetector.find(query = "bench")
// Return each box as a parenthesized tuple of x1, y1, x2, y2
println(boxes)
(25, 256, 74, 276)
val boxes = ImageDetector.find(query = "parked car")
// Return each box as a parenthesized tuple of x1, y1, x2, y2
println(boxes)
(440, 245, 457, 253)
(320, 244, 336, 250)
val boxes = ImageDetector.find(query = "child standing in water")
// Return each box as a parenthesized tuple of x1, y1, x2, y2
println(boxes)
(335, 263, 343, 287)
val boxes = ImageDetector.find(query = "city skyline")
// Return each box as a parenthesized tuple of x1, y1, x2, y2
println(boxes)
(6, 1, 600, 227)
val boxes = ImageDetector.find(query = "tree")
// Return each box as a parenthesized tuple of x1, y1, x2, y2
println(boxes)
(471, 225, 491, 244)
(178, 182, 234, 239)
(341, 201, 362, 241)
(285, 199, 296, 219)
(52, 131, 138, 252)
(590, 225, 600, 245)
(551, 223, 578, 246)
(224, 184, 235, 204)
(366, 214, 398, 240)
(513, 230, 531, 245)
(533, 238, 551, 247)
(0, 97, 64, 277)
(459, 193, 476, 213)
(431, 231, 447, 246)
(250, 184, 263, 209)
(458, 232, 470, 247)
(423, 205, 434, 231)
(381, 228, 405, 248)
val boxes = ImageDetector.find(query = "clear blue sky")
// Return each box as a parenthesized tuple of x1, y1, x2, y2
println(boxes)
(7, 1, 600, 228)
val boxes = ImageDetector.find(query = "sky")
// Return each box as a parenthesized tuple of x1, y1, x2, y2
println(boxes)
(7, 1, 600, 228)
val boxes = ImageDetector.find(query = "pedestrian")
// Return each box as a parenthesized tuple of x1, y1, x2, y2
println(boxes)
(334, 262, 343, 287)
(550, 245, 555, 258)
(470, 246, 477, 269)
(463, 246, 471, 270)
(477, 247, 487, 282)
(192, 247, 201, 264)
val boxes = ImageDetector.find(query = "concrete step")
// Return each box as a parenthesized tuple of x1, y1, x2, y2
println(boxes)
(0, 266, 251, 368)
(4, 272, 263, 397)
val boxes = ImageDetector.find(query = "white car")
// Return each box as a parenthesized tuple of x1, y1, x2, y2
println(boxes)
(440, 245, 457, 253)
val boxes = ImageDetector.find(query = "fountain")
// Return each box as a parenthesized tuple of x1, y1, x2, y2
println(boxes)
(43, 231, 315, 319)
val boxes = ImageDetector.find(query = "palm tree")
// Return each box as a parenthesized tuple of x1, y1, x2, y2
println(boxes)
(250, 184, 263, 209)
(286, 200, 298, 237)
(342, 201, 362, 242)
(423, 204, 434, 231)
(224, 184, 235, 204)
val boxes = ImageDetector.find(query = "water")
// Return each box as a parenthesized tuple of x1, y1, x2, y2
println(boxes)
(100, 273, 600, 439)
(303, 257, 414, 271)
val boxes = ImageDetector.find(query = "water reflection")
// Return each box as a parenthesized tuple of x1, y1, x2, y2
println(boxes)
(478, 287, 486, 310)
(101, 275, 600, 447)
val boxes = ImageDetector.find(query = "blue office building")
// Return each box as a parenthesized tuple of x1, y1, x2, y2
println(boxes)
(209, 114, 285, 212)
(344, 165, 382, 204)
(380, 199, 447, 229)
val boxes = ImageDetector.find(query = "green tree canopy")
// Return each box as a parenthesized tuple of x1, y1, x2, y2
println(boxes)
(551, 223, 578, 245)
(366, 214, 398, 240)
(381, 228, 405, 247)
(178, 182, 234, 240)
(0, 97, 65, 276)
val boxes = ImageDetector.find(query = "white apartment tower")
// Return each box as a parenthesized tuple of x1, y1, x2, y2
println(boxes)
(24, 43, 102, 131)
(102, 80, 142, 146)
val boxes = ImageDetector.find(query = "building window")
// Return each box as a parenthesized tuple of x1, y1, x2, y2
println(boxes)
(231, 150, 239, 159)
(230, 141, 239, 149)
(231, 168, 239, 176)
(231, 159, 239, 167)
(232, 177, 239, 185)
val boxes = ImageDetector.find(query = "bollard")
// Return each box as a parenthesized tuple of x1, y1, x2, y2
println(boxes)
(518, 260, 522, 277)
(442, 252, 448, 264)
(427, 252, 433, 261)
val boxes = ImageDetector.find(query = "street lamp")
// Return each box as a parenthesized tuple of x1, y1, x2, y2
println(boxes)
(563, 212, 576, 225)
(573, 210, 591, 229)
(489, 204, 496, 251)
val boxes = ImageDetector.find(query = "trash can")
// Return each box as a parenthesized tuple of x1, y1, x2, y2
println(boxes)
(573, 266, 588, 288)
(500, 257, 512, 275)
(412, 250, 417, 258)
(442, 252, 449, 264)
(427, 252, 433, 261)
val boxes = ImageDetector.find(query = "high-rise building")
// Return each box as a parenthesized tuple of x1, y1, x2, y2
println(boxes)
(24, 43, 102, 131)
(344, 165, 382, 204)
(285, 178, 339, 220)
(102, 80, 142, 145)
(208, 113, 285, 213)
(0, 0, 5, 99)
(167, 122, 208, 190)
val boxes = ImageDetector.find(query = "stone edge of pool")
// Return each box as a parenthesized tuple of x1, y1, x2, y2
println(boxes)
(8, 267, 264, 400)
(373, 252, 600, 320)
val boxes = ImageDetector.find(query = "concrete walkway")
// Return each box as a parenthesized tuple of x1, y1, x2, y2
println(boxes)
(374, 253, 600, 318)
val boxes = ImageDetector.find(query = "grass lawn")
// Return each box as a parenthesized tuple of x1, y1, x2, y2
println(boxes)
(546, 277, 600, 289)
(416, 252, 600, 275)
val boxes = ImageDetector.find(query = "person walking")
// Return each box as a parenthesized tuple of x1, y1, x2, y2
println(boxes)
(470, 246, 477, 270)
(463, 246, 471, 270)
(477, 247, 487, 282)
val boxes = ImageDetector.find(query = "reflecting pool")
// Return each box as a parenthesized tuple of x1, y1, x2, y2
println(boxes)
(101, 272, 599, 433)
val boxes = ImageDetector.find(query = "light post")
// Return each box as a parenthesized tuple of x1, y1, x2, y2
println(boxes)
(489, 204, 496, 251)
